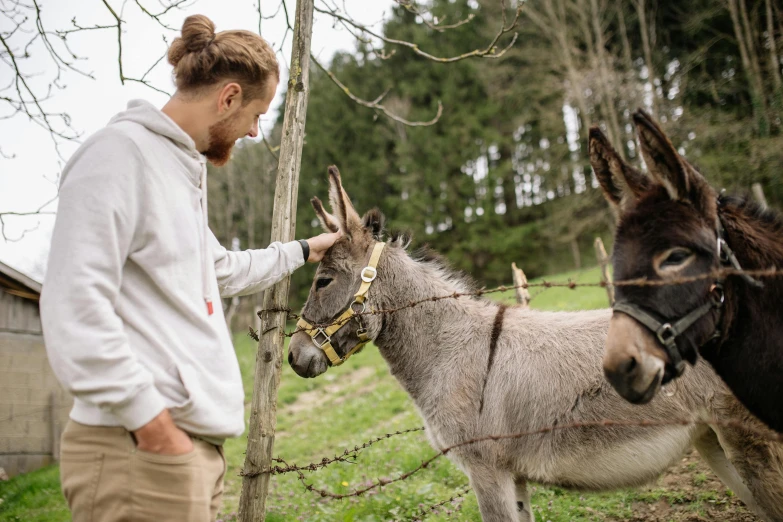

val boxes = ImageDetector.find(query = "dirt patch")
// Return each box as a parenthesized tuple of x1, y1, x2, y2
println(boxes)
(611, 450, 758, 522)
(282, 366, 376, 415)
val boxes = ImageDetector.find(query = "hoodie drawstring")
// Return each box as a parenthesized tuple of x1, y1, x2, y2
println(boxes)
(200, 162, 214, 315)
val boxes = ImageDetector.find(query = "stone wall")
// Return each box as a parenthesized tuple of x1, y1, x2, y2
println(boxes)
(0, 332, 72, 478)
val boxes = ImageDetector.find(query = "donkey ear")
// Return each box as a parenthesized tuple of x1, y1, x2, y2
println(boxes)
(589, 126, 650, 213)
(327, 165, 362, 238)
(311, 197, 340, 233)
(632, 109, 710, 204)
(361, 208, 386, 239)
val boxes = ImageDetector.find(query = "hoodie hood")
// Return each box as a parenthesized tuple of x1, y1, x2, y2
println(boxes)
(109, 99, 204, 187)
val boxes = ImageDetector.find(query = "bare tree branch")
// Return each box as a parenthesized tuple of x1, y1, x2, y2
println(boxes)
(0, 193, 57, 219)
(0, 208, 48, 242)
(0, 0, 184, 160)
(392, 0, 476, 32)
(0, 214, 42, 243)
(133, 0, 191, 30)
(0, 192, 57, 241)
(260, 0, 285, 23)
(314, 0, 523, 64)
(256, 0, 262, 36)
(260, 130, 280, 160)
(296, 0, 523, 129)
(31, 0, 94, 80)
(320, 0, 397, 60)
(100, 0, 126, 83)
(0, 23, 77, 157)
(311, 53, 443, 127)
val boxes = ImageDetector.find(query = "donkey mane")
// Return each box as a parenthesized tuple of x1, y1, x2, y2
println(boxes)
(386, 229, 414, 249)
(721, 194, 783, 233)
(720, 194, 783, 266)
(412, 247, 479, 295)
(380, 229, 479, 295)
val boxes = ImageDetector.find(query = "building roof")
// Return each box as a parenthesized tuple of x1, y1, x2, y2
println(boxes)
(0, 259, 42, 300)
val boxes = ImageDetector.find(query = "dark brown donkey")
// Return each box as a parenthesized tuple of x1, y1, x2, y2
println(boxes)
(591, 109, 783, 433)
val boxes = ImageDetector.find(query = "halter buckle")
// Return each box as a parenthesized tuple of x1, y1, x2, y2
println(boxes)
(361, 266, 378, 283)
(656, 323, 676, 346)
(350, 300, 366, 314)
(356, 327, 368, 341)
(312, 328, 331, 348)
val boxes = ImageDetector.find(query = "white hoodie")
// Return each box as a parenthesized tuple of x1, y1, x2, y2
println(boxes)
(40, 99, 304, 442)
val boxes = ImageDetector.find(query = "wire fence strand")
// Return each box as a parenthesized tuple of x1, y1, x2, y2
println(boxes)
(252, 266, 783, 338)
(257, 417, 781, 506)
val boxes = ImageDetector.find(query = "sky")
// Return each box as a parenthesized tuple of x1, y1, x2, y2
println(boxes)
(0, 0, 393, 281)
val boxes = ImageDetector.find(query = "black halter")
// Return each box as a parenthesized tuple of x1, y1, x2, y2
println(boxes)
(612, 199, 762, 375)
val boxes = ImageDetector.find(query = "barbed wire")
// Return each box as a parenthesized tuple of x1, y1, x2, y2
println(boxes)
(250, 266, 783, 338)
(406, 485, 471, 522)
(241, 427, 425, 478)
(260, 417, 781, 505)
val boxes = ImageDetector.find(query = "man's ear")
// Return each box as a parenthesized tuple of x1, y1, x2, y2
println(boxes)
(216, 82, 243, 116)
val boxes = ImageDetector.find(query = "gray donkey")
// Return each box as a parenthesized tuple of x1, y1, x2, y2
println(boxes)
(287, 166, 783, 522)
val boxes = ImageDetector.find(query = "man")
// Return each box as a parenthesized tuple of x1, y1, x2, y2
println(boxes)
(39, 14, 338, 522)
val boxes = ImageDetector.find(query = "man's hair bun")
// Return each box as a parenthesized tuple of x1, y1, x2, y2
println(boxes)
(167, 15, 216, 68)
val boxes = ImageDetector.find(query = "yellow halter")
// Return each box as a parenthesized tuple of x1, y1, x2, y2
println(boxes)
(295, 242, 386, 366)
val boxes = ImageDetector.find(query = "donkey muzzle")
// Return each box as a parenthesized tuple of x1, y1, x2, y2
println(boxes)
(604, 313, 667, 404)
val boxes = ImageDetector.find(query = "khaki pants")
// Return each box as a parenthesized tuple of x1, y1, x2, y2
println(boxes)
(60, 420, 226, 522)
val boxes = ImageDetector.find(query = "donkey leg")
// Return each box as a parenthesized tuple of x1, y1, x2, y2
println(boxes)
(513, 475, 535, 522)
(693, 427, 765, 517)
(466, 465, 519, 522)
(713, 425, 783, 521)
(707, 395, 783, 521)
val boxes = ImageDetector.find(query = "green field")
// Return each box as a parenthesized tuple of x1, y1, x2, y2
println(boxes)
(0, 267, 754, 521)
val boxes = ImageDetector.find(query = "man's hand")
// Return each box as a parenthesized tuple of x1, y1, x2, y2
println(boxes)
(132, 409, 194, 455)
(306, 231, 342, 263)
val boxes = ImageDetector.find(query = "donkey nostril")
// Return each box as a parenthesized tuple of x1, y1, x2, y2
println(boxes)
(620, 356, 638, 376)
(288, 350, 294, 366)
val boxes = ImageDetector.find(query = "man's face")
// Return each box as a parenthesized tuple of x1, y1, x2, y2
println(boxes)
(204, 79, 278, 166)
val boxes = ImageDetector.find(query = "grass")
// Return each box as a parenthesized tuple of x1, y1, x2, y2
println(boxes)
(0, 265, 750, 521)
(0, 467, 68, 522)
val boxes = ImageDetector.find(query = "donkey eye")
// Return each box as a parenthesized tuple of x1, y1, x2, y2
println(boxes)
(315, 278, 332, 291)
(660, 248, 693, 268)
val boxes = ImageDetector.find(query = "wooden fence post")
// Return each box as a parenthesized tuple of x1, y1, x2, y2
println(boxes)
(238, 1, 314, 519)
(752, 182, 768, 210)
(594, 237, 614, 306)
(511, 262, 530, 308)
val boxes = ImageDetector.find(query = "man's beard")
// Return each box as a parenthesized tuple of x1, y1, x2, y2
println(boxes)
(203, 115, 238, 167)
